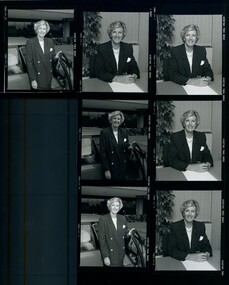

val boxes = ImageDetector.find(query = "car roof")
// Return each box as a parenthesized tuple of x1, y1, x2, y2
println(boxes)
(82, 127, 102, 137)
(8, 37, 27, 47)
(81, 213, 100, 223)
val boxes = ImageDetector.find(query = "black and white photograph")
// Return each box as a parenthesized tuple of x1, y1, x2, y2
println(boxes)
(79, 186, 147, 267)
(156, 100, 222, 181)
(156, 15, 222, 95)
(81, 11, 149, 93)
(80, 99, 148, 181)
(155, 190, 222, 271)
(7, 9, 74, 91)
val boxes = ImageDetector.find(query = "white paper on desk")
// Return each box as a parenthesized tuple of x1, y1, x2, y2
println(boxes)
(182, 85, 218, 95)
(182, 260, 216, 271)
(109, 82, 144, 93)
(182, 170, 217, 181)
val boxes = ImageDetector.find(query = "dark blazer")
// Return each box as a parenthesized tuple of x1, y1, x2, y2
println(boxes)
(169, 44, 214, 85)
(168, 219, 212, 261)
(26, 37, 55, 90)
(168, 130, 213, 171)
(100, 126, 129, 180)
(98, 213, 128, 267)
(95, 41, 140, 82)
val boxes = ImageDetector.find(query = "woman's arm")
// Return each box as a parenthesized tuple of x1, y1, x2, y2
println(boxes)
(99, 130, 111, 178)
(168, 134, 190, 171)
(98, 217, 110, 265)
(26, 39, 37, 87)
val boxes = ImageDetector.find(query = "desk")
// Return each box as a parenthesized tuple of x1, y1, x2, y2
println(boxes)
(156, 250, 220, 271)
(82, 72, 148, 93)
(157, 74, 222, 95)
(156, 160, 221, 181)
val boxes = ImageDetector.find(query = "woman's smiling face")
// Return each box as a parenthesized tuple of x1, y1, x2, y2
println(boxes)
(37, 24, 47, 38)
(111, 27, 124, 45)
(183, 205, 197, 223)
(111, 114, 122, 129)
(110, 201, 120, 214)
(184, 29, 197, 48)
(184, 115, 197, 133)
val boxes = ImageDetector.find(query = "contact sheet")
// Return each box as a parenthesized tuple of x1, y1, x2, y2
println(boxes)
(0, 0, 228, 285)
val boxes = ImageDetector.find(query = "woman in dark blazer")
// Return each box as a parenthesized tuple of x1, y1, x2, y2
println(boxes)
(26, 20, 57, 90)
(168, 110, 213, 172)
(100, 110, 130, 180)
(99, 197, 132, 267)
(169, 24, 214, 86)
(95, 21, 140, 83)
(168, 199, 212, 261)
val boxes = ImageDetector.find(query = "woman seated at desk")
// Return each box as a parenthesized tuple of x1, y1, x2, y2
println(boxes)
(168, 199, 212, 261)
(95, 21, 140, 83)
(168, 110, 213, 172)
(169, 24, 214, 86)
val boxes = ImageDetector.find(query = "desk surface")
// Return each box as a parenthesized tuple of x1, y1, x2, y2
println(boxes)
(156, 160, 221, 181)
(156, 250, 220, 271)
(156, 74, 222, 95)
(82, 72, 148, 93)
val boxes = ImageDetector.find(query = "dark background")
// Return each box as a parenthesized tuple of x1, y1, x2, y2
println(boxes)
(0, 0, 228, 285)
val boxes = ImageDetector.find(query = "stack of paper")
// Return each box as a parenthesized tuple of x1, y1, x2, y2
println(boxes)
(183, 85, 218, 95)
(182, 260, 217, 271)
(182, 170, 217, 181)
(109, 82, 144, 93)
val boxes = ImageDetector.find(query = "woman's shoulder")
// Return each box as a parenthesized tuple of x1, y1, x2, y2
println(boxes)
(171, 130, 184, 138)
(171, 44, 184, 52)
(98, 41, 111, 50)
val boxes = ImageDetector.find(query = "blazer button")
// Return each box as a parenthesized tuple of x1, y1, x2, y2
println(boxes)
(112, 151, 114, 153)
(111, 249, 113, 252)
(38, 61, 40, 63)
(38, 72, 40, 75)
(111, 237, 113, 240)
(111, 163, 114, 165)
(50, 59, 52, 62)
(124, 150, 126, 152)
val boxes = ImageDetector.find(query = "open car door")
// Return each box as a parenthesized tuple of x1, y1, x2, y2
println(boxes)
(52, 51, 73, 90)
(125, 229, 146, 267)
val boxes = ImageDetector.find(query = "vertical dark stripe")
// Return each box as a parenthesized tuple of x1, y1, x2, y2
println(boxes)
(24, 98, 27, 285)
(7, 100, 11, 285)
(67, 99, 69, 285)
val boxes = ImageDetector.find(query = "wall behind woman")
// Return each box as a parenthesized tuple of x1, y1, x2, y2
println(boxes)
(171, 101, 222, 161)
(98, 12, 149, 73)
(171, 190, 221, 251)
(172, 15, 222, 75)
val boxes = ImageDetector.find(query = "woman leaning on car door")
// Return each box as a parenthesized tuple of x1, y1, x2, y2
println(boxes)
(26, 20, 60, 90)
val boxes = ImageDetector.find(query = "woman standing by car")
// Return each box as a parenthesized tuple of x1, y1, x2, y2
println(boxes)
(100, 110, 129, 180)
(169, 24, 214, 86)
(26, 20, 58, 90)
(98, 197, 133, 267)
(95, 21, 140, 83)
(168, 199, 212, 261)
(168, 110, 213, 172)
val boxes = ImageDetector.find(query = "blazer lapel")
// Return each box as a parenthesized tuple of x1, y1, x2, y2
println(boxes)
(181, 220, 190, 250)
(118, 42, 126, 74)
(181, 44, 191, 75)
(181, 130, 191, 163)
(191, 46, 200, 77)
(109, 127, 122, 160)
(190, 221, 199, 252)
(191, 131, 199, 163)
(108, 42, 118, 74)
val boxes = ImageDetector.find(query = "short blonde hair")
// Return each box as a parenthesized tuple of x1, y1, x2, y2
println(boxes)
(108, 110, 125, 124)
(180, 110, 200, 128)
(180, 24, 200, 43)
(34, 20, 50, 35)
(180, 199, 200, 218)
(107, 197, 123, 211)
(107, 21, 127, 40)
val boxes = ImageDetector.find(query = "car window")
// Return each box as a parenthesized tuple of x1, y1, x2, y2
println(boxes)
(8, 47, 24, 75)
(80, 224, 98, 252)
(81, 137, 92, 157)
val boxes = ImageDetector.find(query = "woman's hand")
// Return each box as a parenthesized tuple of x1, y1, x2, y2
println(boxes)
(186, 252, 210, 262)
(31, 80, 38, 89)
(187, 163, 211, 172)
(105, 170, 111, 179)
(104, 257, 111, 266)
(112, 74, 136, 84)
(187, 77, 211, 87)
